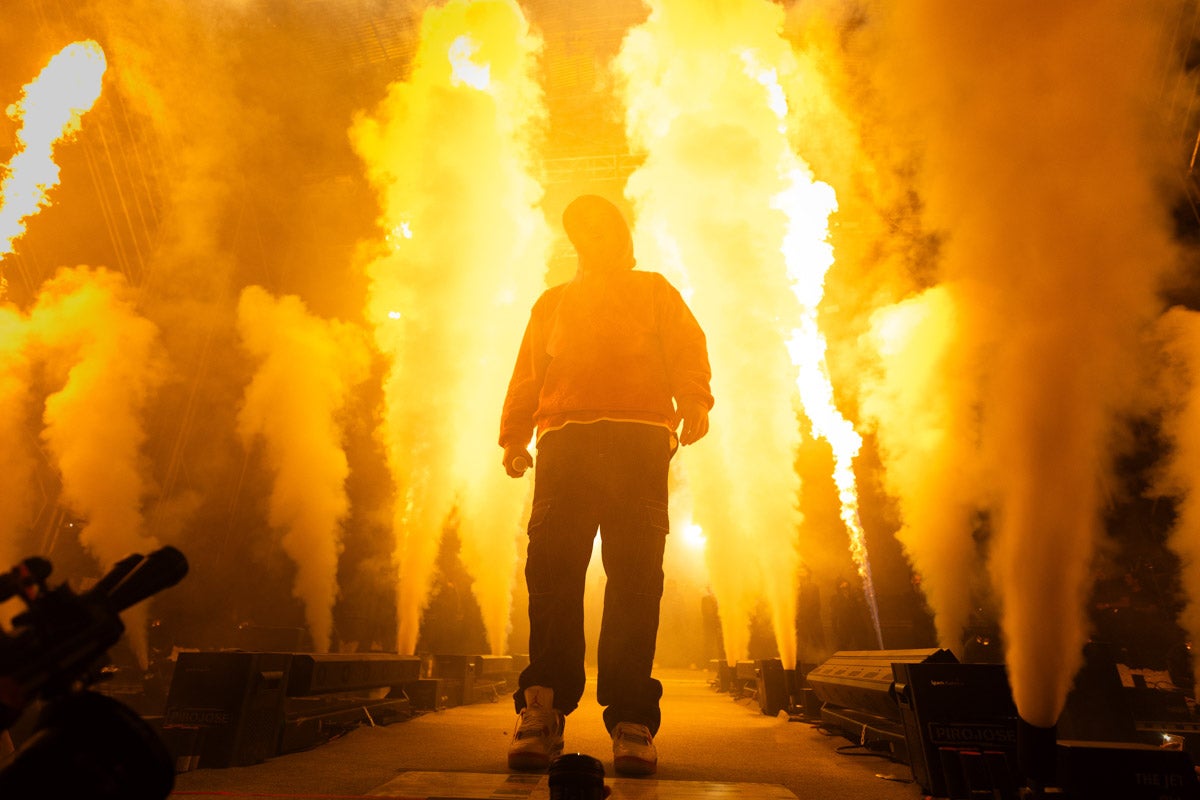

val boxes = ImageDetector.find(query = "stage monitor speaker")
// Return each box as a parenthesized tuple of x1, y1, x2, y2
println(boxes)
(735, 660, 759, 681)
(1056, 740, 1200, 800)
(430, 655, 477, 706)
(474, 655, 512, 678)
(469, 655, 515, 703)
(807, 648, 956, 721)
(285, 653, 421, 696)
(755, 659, 801, 716)
(400, 678, 450, 711)
(892, 660, 1018, 798)
(163, 651, 291, 768)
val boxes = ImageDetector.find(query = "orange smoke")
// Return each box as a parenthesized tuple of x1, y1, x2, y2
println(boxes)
(27, 266, 167, 665)
(236, 286, 370, 653)
(351, 0, 549, 655)
(862, 286, 984, 651)
(860, 0, 1180, 726)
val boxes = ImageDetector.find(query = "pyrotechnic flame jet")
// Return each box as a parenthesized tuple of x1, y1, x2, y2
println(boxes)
(352, 0, 549, 656)
(779, 171, 884, 650)
(0, 41, 107, 292)
(749, 52, 884, 649)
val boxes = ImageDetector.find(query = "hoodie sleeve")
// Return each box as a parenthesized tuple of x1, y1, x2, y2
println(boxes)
(656, 276, 714, 412)
(499, 292, 552, 448)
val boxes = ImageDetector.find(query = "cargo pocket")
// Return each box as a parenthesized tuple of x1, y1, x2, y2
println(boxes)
(524, 499, 555, 596)
(644, 499, 670, 536)
(526, 499, 551, 537)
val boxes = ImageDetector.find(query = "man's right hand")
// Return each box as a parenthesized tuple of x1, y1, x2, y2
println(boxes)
(503, 445, 533, 478)
(678, 399, 710, 446)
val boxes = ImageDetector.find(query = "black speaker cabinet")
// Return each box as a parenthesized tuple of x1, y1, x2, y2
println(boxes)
(892, 660, 1019, 798)
(285, 653, 421, 696)
(1056, 740, 1200, 800)
(755, 659, 800, 716)
(401, 678, 450, 710)
(163, 651, 291, 768)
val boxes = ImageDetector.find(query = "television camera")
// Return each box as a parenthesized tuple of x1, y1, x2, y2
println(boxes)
(0, 545, 188, 799)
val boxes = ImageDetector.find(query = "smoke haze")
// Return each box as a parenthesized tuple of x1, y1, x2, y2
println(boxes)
(1, 1, 1197, 716)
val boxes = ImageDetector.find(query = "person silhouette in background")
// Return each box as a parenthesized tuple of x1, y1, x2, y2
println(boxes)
(499, 194, 713, 776)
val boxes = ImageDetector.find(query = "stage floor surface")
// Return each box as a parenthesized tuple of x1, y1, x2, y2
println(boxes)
(168, 668, 919, 800)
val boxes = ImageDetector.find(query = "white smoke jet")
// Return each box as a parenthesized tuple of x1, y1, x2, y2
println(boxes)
(236, 285, 370, 653)
(616, 0, 845, 668)
(27, 266, 167, 665)
(861, 285, 985, 651)
(351, 0, 550, 655)
(865, 0, 1180, 726)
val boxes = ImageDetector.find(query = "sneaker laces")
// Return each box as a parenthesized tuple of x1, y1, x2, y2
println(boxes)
(515, 707, 559, 740)
(614, 722, 652, 747)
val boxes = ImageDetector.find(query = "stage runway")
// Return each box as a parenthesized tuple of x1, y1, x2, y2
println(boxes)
(167, 668, 918, 800)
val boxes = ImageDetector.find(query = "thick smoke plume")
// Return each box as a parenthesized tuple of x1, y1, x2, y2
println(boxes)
(616, 0, 792, 666)
(27, 266, 166, 664)
(236, 285, 370, 653)
(860, 0, 1180, 726)
(616, 0, 845, 668)
(861, 286, 984, 650)
(7, 0, 1189, 699)
(351, 0, 549, 654)
(76, 0, 393, 645)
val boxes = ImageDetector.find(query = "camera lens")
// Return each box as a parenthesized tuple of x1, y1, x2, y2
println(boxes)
(549, 753, 605, 800)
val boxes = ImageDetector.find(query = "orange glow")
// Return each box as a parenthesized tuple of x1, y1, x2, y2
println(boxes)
(858, 0, 1179, 727)
(27, 266, 165, 666)
(681, 522, 706, 551)
(0, 1, 1188, 713)
(0, 41, 106, 270)
(862, 286, 982, 652)
(352, 0, 549, 655)
(617, 0, 841, 670)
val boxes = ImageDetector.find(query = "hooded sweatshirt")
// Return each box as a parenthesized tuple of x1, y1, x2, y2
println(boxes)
(499, 195, 713, 449)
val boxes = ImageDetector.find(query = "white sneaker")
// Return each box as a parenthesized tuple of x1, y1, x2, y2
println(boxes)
(507, 706, 565, 771)
(612, 721, 657, 776)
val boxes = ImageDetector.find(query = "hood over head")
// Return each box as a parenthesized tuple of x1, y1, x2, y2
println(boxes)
(562, 194, 636, 272)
